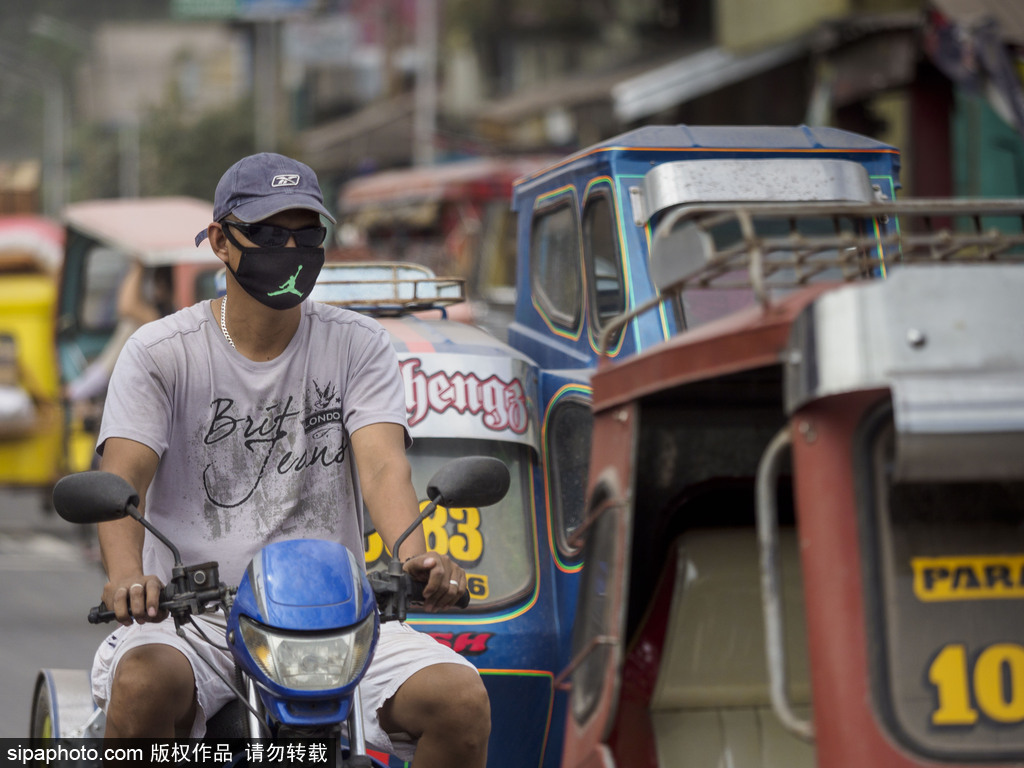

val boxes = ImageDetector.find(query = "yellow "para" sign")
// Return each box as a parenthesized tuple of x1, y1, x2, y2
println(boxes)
(912, 555, 1024, 601)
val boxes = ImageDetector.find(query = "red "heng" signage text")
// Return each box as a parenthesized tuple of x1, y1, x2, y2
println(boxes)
(400, 358, 528, 434)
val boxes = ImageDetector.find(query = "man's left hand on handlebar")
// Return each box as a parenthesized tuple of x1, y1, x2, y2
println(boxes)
(402, 553, 466, 611)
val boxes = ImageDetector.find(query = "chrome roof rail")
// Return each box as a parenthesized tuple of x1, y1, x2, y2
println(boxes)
(597, 198, 1024, 356)
(311, 261, 465, 316)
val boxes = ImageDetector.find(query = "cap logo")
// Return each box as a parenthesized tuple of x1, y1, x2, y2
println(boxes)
(271, 174, 300, 188)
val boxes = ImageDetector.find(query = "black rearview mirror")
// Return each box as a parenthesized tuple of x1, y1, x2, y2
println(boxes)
(426, 456, 510, 509)
(52, 471, 140, 525)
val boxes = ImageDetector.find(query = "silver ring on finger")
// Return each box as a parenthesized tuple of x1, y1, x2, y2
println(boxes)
(129, 583, 144, 591)
(449, 579, 459, 587)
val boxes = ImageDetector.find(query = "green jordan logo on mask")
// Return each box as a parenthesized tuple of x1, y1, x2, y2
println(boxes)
(222, 224, 325, 310)
(268, 265, 305, 297)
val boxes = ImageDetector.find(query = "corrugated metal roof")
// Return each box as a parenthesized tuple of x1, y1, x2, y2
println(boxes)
(565, 124, 897, 153)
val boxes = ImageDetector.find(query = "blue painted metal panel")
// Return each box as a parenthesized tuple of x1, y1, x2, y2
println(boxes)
(367, 315, 584, 768)
(509, 124, 902, 374)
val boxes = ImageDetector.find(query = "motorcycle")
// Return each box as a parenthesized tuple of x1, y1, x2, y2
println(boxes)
(33, 455, 510, 766)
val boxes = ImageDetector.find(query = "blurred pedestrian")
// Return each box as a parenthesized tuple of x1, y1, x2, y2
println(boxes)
(65, 261, 172, 404)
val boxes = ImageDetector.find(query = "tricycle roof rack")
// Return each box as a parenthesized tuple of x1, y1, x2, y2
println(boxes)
(310, 261, 465, 316)
(599, 197, 1024, 355)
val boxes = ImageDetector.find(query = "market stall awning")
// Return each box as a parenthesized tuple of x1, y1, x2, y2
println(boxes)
(476, 40, 813, 130)
(612, 38, 811, 123)
(299, 94, 416, 176)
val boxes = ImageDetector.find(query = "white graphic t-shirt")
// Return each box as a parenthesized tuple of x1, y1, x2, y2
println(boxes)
(98, 300, 410, 586)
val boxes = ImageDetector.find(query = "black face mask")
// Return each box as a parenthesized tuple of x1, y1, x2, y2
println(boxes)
(223, 227, 325, 310)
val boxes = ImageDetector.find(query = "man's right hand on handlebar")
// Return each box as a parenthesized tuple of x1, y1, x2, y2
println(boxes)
(103, 575, 168, 625)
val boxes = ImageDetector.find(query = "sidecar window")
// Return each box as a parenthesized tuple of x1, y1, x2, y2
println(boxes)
(363, 437, 535, 612)
(80, 246, 130, 332)
(582, 187, 626, 340)
(530, 193, 582, 332)
(548, 395, 591, 558)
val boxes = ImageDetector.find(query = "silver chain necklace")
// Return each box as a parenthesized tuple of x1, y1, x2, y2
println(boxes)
(220, 295, 235, 349)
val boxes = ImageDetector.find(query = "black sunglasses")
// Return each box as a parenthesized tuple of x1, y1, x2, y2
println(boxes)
(222, 220, 327, 248)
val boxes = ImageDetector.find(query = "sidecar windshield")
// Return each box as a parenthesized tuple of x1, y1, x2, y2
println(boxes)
(363, 437, 534, 612)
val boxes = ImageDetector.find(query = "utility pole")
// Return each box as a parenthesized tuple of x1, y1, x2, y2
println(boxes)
(253, 19, 282, 153)
(119, 115, 141, 198)
(413, 0, 438, 165)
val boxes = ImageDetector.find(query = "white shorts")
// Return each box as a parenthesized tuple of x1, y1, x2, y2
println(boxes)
(91, 615, 476, 760)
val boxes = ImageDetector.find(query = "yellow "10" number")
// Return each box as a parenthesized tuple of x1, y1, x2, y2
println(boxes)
(929, 643, 1024, 725)
(364, 501, 484, 567)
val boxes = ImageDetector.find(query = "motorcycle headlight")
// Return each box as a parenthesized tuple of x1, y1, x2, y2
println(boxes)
(239, 613, 376, 691)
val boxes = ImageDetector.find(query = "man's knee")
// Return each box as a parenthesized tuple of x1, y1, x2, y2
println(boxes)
(449, 668, 490, 724)
(384, 663, 491, 740)
(425, 665, 490, 738)
(112, 645, 194, 700)
(107, 644, 196, 735)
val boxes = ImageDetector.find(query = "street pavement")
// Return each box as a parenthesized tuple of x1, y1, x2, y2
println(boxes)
(0, 485, 110, 738)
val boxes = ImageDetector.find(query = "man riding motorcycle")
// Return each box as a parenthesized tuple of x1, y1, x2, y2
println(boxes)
(89, 152, 490, 766)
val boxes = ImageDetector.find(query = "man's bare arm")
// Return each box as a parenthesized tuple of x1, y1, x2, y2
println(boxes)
(350, 422, 465, 609)
(97, 436, 163, 623)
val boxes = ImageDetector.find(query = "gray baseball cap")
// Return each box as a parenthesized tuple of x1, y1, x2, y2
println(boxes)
(195, 152, 336, 246)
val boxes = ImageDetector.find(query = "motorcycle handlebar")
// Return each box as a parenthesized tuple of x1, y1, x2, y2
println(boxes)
(407, 578, 471, 609)
(87, 583, 226, 624)
(88, 575, 469, 624)
(370, 569, 471, 623)
(88, 605, 114, 624)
